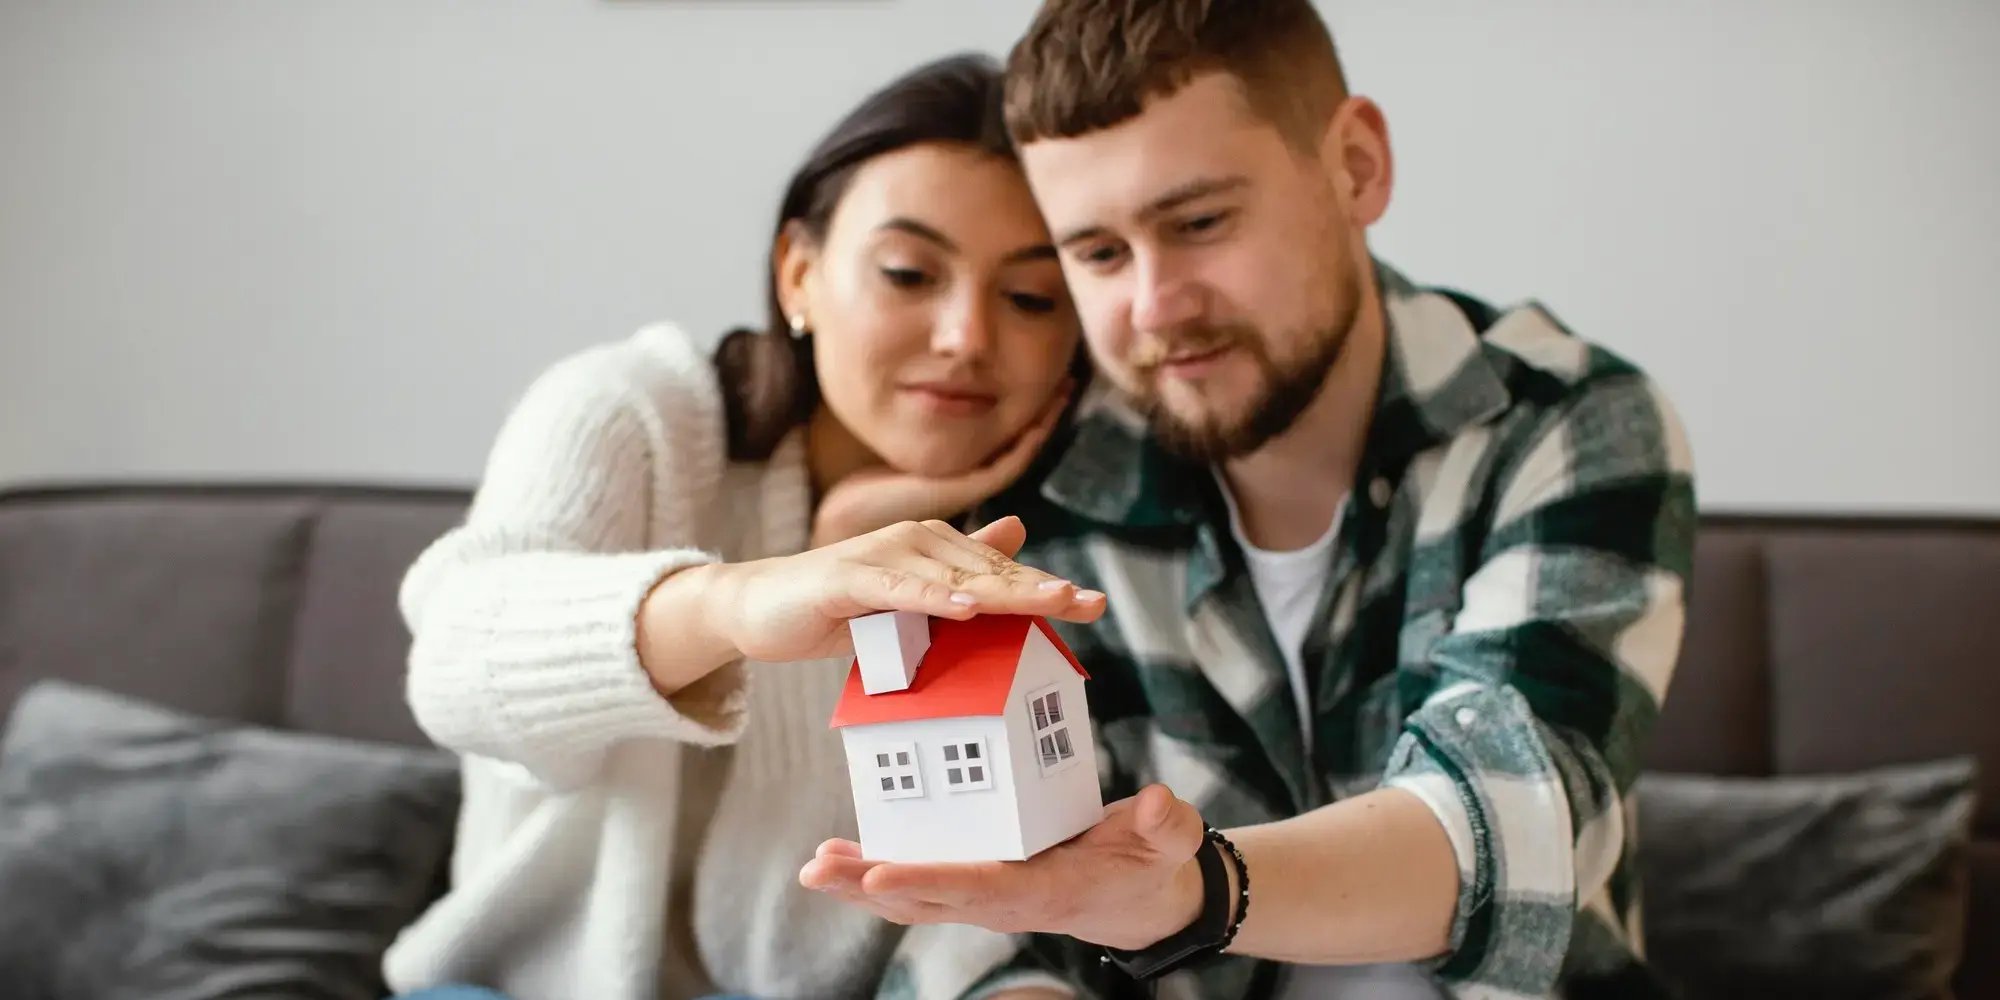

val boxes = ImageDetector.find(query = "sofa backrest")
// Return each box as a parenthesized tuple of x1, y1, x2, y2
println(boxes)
(1653, 515, 2000, 996)
(2, 485, 1995, 990)
(0, 485, 462, 747)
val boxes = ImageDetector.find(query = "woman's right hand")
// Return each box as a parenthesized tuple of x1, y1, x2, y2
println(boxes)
(638, 515, 1103, 694)
(715, 515, 1101, 663)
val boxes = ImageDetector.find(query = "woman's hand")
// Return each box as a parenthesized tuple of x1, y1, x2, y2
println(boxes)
(713, 515, 1101, 664)
(809, 383, 1070, 548)
(638, 515, 1103, 694)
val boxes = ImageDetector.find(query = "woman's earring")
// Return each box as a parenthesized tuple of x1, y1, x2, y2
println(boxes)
(787, 314, 809, 340)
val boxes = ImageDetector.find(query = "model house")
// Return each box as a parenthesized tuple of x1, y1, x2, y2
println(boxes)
(829, 611, 1103, 863)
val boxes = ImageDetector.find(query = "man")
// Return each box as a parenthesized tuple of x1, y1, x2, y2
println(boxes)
(803, 2, 1696, 997)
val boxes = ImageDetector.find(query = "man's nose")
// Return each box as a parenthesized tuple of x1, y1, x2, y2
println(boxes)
(1129, 253, 1202, 335)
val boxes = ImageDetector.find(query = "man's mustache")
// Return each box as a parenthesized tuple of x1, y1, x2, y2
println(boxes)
(1129, 324, 1256, 372)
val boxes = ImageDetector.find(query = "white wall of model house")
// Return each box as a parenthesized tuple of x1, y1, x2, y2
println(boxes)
(1003, 627, 1103, 859)
(843, 715, 1021, 863)
(839, 624, 1103, 863)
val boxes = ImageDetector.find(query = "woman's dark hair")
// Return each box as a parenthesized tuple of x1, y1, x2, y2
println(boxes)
(715, 53, 1016, 460)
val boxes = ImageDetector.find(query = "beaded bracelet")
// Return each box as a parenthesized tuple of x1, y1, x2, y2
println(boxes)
(1206, 825, 1250, 951)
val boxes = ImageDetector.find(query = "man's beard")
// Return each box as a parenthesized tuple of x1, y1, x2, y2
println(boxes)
(1134, 316, 1354, 463)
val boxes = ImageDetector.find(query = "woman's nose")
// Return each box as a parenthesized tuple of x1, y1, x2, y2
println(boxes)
(931, 295, 995, 359)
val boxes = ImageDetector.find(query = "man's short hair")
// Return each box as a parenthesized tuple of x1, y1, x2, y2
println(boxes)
(1004, 0, 1349, 151)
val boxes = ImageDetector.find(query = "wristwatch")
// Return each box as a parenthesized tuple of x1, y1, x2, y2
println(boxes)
(1100, 826, 1249, 980)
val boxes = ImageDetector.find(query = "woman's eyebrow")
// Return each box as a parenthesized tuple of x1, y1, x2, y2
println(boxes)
(880, 217, 1055, 265)
(877, 217, 956, 252)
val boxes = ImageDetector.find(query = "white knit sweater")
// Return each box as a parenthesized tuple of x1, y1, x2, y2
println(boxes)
(382, 324, 1063, 1000)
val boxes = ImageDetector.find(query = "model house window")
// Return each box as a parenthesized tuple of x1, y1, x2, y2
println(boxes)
(942, 738, 993, 792)
(871, 743, 924, 800)
(1028, 685, 1078, 774)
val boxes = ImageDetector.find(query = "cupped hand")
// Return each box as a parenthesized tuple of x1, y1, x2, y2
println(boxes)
(798, 785, 1207, 951)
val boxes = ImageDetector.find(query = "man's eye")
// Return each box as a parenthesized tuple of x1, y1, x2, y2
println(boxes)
(882, 267, 930, 288)
(1181, 211, 1229, 235)
(1078, 244, 1124, 267)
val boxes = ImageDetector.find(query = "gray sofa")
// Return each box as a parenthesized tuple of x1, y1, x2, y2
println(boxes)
(1, 483, 1994, 996)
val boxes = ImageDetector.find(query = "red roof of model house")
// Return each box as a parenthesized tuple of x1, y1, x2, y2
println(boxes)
(827, 614, 1088, 729)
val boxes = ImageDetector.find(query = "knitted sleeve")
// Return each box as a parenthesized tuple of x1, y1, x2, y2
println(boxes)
(401, 324, 748, 789)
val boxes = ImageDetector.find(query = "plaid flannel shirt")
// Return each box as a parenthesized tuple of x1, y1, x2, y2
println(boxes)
(896, 265, 1697, 1000)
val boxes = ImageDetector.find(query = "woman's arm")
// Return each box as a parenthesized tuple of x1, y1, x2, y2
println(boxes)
(401, 334, 738, 788)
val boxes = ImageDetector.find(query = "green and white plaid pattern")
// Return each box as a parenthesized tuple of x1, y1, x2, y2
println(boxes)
(911, 265, 1697, 1000)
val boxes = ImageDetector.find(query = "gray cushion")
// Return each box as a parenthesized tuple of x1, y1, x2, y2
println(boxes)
(0, 681, 459, 1000)
(1638, 758, 1977, 1000)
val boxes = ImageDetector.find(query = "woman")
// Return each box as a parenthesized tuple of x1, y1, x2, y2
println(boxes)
(383, 55, 1101, 1000)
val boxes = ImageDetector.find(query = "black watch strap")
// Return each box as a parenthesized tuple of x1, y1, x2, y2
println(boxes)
(1100, 827, 1235, 980)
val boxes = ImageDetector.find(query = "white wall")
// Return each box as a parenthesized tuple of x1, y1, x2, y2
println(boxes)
(3, 1, 1995, 513)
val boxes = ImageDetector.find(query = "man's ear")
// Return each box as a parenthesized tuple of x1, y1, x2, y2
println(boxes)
(773, 219, 818, 328)
(1317, 96, 1394, 228)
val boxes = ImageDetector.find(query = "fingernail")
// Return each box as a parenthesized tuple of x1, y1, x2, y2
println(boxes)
(1039, 579, 1071, 591)
(1076, 589, 1105, 602)
(950, 592, 977, 606)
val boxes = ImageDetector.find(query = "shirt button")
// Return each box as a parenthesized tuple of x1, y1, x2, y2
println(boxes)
(1454, 707, 1478, 729)
(1369, 476, 1393, 509)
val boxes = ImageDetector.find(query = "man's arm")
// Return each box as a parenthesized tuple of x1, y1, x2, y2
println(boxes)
(801, 782, 1458, 964)
(1373, 367, 1697, 988)
(1219, 787, 1457, 964)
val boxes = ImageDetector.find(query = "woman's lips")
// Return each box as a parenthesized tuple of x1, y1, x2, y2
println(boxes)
(900, 383, 999, 416)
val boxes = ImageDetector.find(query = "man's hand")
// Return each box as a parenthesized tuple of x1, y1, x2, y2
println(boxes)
(799, 785, 1207, 951)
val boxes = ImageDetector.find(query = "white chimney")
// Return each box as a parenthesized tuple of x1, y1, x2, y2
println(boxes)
(849, 611, 931, 694)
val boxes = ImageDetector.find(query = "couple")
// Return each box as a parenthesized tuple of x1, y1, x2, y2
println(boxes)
(387, 2, 1696, 999)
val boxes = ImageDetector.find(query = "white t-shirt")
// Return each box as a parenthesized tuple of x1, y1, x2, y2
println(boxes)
(1215, 472, 1343, 753)
(1215, 472, 1448, 1000)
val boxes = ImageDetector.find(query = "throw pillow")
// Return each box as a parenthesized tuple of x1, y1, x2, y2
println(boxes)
(0, 680, 460, 1000)
(1638, 758, 1977, 1000)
